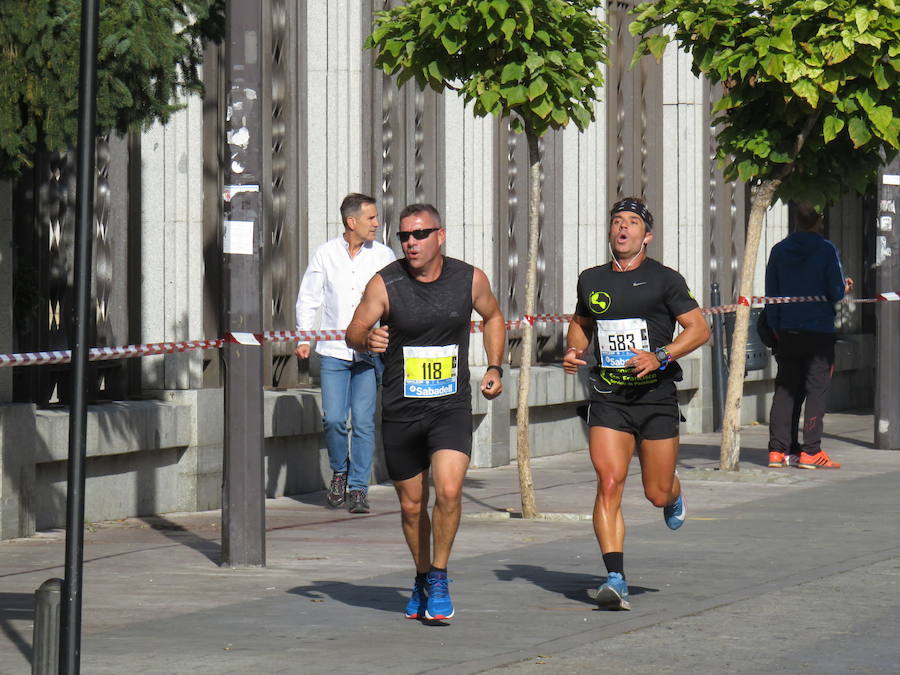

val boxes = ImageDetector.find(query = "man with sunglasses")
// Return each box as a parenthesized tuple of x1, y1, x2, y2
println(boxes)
(347, 203, 506, 621)
(563, 196, 710, 610)
(295, 193, 396, 514)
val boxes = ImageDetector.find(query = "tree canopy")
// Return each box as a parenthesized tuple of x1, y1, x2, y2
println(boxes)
(631, 0, 900, 209)
(0, 0, 224, 177)
(631, 0, 900, 470)
(366, 0, 608, 136)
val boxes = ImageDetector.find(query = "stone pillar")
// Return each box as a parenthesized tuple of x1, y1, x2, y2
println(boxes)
(140, 96, 206, 391)
(160, 389, 225, 512)
(0, 404, 37, 539)
(471, 369, 510, 468)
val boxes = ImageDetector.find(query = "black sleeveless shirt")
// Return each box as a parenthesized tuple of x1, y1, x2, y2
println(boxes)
(379, 257, 474, 421)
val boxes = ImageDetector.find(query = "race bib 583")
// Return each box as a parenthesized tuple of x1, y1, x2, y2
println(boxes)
(596, 318, 650, 368)
(403, 345, 459, 398)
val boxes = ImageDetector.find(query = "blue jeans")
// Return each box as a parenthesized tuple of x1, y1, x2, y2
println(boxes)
(319, 355, 378, 491)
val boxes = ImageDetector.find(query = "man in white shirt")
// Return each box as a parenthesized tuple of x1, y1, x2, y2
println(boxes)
(295, 193, 396, 513)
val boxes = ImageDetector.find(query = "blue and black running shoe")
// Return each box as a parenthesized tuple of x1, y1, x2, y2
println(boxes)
(424, 570, 454, 620)
(588, 572, 631, 611)
(404, 578, 428, 619)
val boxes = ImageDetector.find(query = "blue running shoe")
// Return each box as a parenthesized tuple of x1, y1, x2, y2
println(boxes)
(663, 493, 686, 530)
(404, 578, 428, 619)
(424, 571, 454, 620)
(588, 572, 631, 611)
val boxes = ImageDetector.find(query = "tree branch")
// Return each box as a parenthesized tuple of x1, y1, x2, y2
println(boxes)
(773, 108, 822, 183)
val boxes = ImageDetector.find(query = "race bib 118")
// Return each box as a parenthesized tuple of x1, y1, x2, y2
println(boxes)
(596, 318, 650, 368)
(403, 344, 459, 398)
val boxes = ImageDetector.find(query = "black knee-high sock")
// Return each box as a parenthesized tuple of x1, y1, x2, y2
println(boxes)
(602, 552, 624, 579)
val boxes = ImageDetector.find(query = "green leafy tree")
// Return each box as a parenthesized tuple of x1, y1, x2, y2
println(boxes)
(367, 0, 608, 517)
(0, 0, 224, 176)
(631, 0, 900, 469)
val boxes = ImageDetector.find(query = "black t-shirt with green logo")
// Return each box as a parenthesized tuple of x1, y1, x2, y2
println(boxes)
(574, 258, 699, 400)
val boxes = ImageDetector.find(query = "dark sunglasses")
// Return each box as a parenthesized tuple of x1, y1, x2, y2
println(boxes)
(396, 228, 440, 243)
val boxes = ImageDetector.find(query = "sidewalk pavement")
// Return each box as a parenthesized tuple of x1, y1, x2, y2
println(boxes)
(1, 413, 899, 674)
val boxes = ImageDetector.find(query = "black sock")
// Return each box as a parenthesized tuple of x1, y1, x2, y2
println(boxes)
(429, 566, 447, 574)
(602, 552, 624, 579)
(415, 572, 427, 583)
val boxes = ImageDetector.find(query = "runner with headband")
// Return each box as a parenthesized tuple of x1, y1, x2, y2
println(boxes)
(563, 196, 710, 610)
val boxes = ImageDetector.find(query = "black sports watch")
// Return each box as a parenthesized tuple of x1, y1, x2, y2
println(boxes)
(486, 364, 504, 378)
(655, 347, 671, 371)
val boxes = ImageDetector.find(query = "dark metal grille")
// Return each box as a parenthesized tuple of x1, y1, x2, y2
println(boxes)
(12, 136, 133, 405)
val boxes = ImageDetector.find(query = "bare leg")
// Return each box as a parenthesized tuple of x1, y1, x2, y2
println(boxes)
(588, 427, 636, 554)
(638, 437, 680, 507)
(393, 471, 431, 573)
(429, 449, 470, 569)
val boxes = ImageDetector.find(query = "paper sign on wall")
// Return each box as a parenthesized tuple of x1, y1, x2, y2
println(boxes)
(223, 220, 255, 255)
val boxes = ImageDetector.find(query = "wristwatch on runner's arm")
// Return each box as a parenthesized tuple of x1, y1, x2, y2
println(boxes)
(655, 347, 671, 371)
(486, 365, 504, 378)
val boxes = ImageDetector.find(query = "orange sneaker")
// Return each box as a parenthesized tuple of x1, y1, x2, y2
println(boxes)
(767, 451, 786, 468)
(798, 451, 841, 469)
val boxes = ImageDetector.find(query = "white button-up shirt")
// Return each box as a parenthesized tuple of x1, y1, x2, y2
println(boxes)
(295, 235, 396, 361)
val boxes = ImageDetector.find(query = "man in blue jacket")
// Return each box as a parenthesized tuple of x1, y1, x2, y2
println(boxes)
(765, 203, 852, 469)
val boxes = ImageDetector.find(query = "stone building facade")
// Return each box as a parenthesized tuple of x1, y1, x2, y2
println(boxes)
(0, 1, 875, 539)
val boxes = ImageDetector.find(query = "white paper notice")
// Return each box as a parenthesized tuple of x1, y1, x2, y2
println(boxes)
(880, 292, 900, 302)
(231, 332, 261, 345)
(223, 220, 254, 255)
(883, 174, 900, 186)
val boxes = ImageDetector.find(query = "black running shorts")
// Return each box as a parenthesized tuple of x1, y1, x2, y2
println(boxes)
(586, 393, 680, 441)
(382, 408, 473, 482)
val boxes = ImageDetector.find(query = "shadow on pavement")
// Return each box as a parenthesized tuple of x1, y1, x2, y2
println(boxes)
(0, 592, 33, 664)
(494, 564, 658, 604)
(137, 516, 221, 565)
(821, 429, 873, 449)
(287, 581, 409, 613)
(677, 443, 724, 467)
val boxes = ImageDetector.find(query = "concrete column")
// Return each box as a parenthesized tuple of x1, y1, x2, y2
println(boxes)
(660, 45, 709, 432)
(443, 95, 495, 366)
(140, 94, 205, 391)
(159, 389, 225, 512)
(304, 0, 366, 256)
(0, 180, 12, 402)
(443, 95, 495, 274)
(561, 93, 608, 314)
(0, 404, 37, 539)
(471, 369, 510, 468)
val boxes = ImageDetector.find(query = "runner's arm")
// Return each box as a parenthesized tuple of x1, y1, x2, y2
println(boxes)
(563, 314, 592, 374)
(627, 308, 709, 378)
(346, 274, 390, 353)
(472, 267, 505, 398)
(666, 307, 710, 360)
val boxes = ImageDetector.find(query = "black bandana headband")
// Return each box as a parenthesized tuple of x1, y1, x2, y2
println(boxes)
(610, 198, 654, 230)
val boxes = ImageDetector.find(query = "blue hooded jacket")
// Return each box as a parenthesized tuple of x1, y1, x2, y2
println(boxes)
(764, 231, 846, 334)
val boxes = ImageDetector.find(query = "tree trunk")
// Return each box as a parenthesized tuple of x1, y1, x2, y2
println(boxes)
(719, 112, 817, 470)
(719, 179, 780, 470)
(514, 129, 541, 518)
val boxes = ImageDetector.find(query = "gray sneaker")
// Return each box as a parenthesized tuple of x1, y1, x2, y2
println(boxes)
(326, 472, 348, 508)
(348, 489, 370, 514)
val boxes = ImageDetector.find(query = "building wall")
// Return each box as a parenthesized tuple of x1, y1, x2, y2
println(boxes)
(0, 4, 876, 539)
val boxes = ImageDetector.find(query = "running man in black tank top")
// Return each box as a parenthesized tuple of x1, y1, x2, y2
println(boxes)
(563, 197, 710, 610)
(347, 204, 505, 621)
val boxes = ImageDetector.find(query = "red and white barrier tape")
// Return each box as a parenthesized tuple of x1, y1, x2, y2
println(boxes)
(1, 293, 896, 368)
(0, 339, 224, 368)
